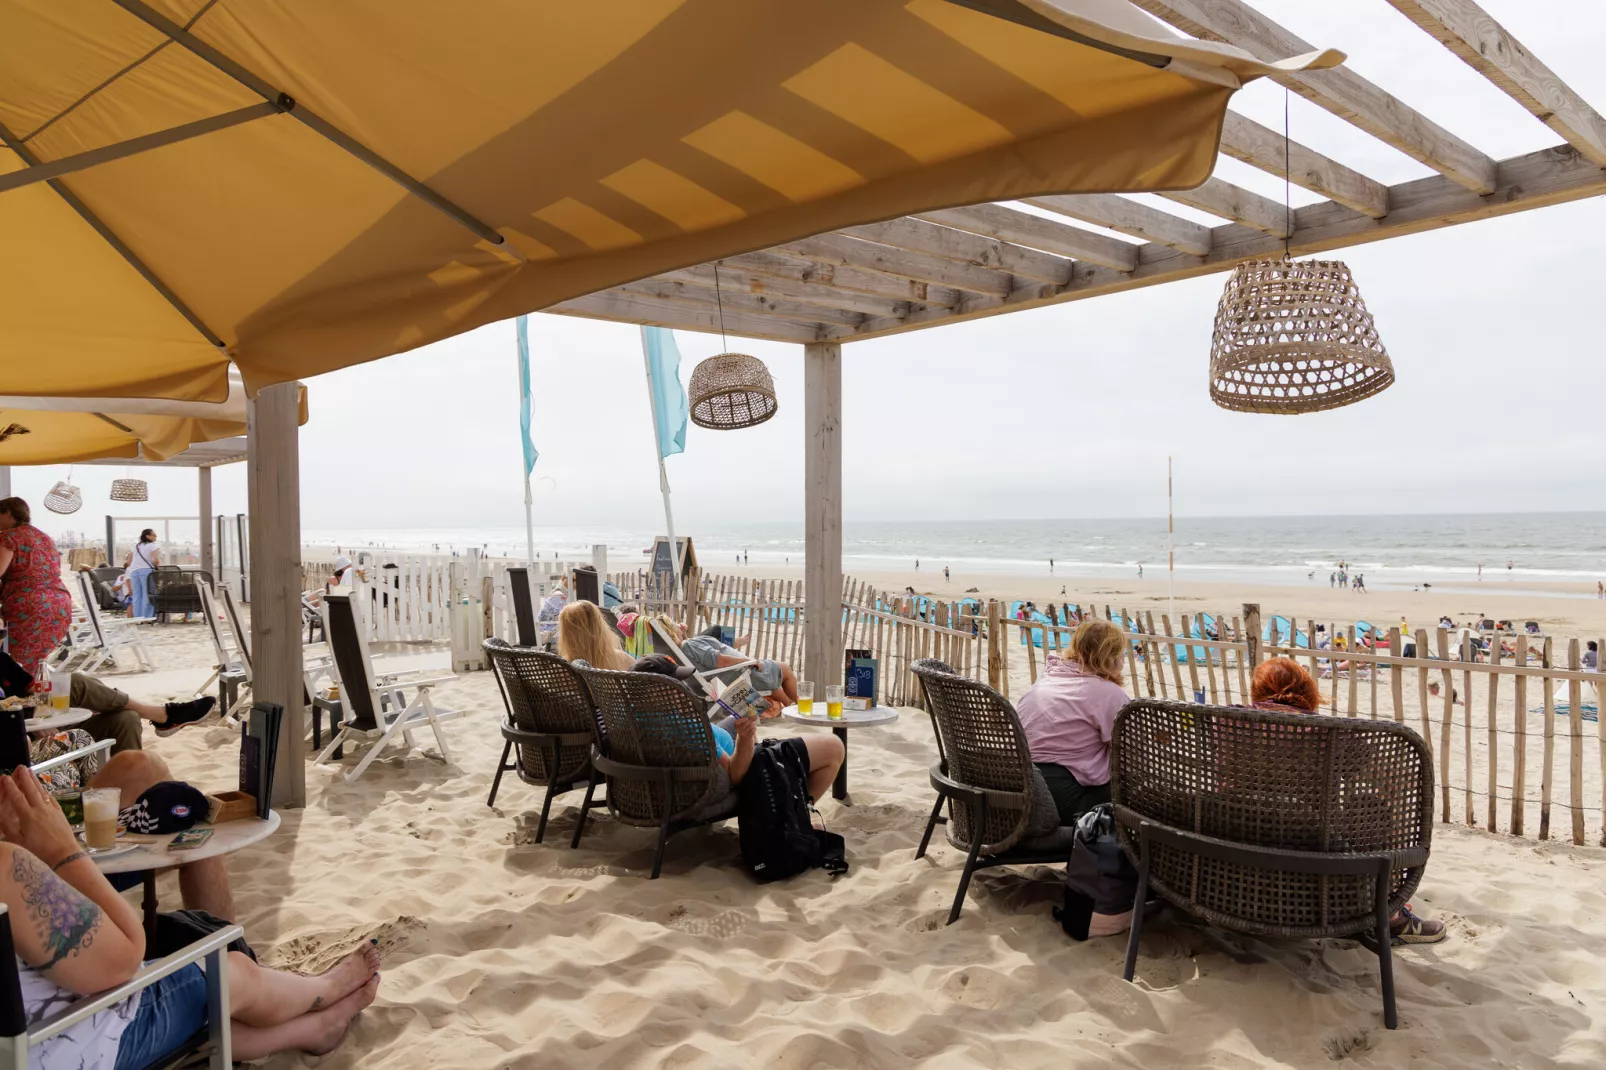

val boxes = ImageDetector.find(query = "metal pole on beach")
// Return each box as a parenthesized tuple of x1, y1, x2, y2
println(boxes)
(1167, 455, 1175, 624)
(516, 315, 536, 570)
(640, 326, 683, 594)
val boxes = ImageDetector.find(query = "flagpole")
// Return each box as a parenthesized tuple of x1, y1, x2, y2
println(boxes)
(641, 326, 683, 594)
(516, 315, 537, 570)
(1167, 455, 1175, 624)
(523, 475, 534, 570)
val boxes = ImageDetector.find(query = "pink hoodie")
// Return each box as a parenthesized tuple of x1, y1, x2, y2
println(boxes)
(1014, 654, 1129, 786)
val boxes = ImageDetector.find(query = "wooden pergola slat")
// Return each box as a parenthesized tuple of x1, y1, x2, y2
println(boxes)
(1022, 193, 1214, 257)
(913, 203, 1140, 272)
(780, 232, 1015, 296)
(838, 217, 1073, 286)
(1133, 0, 1501, 194)
(1385, 0, 1606, 168)
(1160, 176, 1291, 236)
(1220, 112, 1391, 218)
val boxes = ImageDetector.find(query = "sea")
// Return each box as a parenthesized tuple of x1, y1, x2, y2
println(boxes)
(303, 513, 1606, 598)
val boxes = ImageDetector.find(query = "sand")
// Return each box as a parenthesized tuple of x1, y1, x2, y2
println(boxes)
(102, 603, 1606, 1069)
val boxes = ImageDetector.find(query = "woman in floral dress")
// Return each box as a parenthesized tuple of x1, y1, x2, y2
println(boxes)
(0, 497, 74, 683)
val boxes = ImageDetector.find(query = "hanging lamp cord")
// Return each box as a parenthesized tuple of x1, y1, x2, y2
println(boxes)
(1282, 88, 1292, 260)
(713, 261, 730, 351)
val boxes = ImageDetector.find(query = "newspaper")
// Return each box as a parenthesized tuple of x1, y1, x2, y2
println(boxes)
(710, 670, 769, 721)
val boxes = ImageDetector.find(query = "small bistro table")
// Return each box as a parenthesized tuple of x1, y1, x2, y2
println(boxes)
(779, 705, 900, 802)
(96, 811, 282, 937)
(25, 707, 93, 733)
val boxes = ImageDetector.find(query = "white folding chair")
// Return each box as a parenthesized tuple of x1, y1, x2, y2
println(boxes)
(196, 579, 252, 722)
(64, 572, 154, 674)
(314, 592, 461, 781)
(646, 618, 758, 700)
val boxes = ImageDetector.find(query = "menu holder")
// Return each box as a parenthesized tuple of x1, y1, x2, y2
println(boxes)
(239, 701, 283, 819)
(844, 648, 878, 709)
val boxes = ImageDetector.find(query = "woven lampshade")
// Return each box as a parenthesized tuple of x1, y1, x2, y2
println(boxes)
(1209, 258, 1394, 414)
(110, 478, 149, 502)
(43, 481, 82, 515)
(687, 352, 777, 430)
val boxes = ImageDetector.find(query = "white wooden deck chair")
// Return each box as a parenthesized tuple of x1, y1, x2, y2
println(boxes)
(218, 586, 333, 732)
(65, 572, 154, 674)
(314, 591, 461, 781)
(646, 618, 758, 700)
(196, 579, 252, 721)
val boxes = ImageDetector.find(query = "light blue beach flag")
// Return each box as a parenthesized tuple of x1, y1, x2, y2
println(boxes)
(643, 326, 688, 458)
(516, 315, 537, 473)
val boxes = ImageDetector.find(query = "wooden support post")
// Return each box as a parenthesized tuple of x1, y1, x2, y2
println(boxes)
(986, 600, 1004, 692)
(1540, 637, 1555, 840)
(197, 465, 214, 578)
(802, 342, 842, 694)
(1512, 637, 1527, 837)
(0, 467, 9, 498)
(246, 383, 305, 809)
(1568, 638, 1585, 845)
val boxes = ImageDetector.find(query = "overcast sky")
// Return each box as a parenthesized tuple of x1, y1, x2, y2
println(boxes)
(12, 0, 1606, 544)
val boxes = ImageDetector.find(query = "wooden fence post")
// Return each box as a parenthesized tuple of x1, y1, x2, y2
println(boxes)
(1243, 604, 1261, 670)
(987, 600, 1004, 692)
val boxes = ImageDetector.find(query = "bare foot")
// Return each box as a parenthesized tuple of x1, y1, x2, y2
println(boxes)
(305, 973, 381, 1056)
(312, 943, 383, 1010)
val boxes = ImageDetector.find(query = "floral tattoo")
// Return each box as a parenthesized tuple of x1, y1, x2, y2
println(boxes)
(12, 851, 99, 970)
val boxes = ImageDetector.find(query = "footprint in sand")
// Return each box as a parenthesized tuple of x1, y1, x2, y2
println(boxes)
(264, 916, 424, 974)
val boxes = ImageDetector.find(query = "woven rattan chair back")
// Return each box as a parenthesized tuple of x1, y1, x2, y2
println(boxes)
(573, 665, 721, 825)
(910, 658, 954, 766)
(911, 661, 1033, 855)
(1111, 699, 1433, 938)
(484, 638, 596, 785)
(149, 569, 212, 617)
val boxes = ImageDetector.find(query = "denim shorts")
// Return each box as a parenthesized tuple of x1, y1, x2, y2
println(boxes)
(113, 962, 209, 1070)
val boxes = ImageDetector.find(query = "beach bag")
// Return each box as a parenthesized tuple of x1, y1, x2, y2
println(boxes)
(737, 739, 847, 883)
(1054, 804, 1138, 940)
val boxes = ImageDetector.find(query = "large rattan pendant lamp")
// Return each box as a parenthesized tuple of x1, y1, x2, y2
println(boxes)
(686, 262, 777, 430)
(45, 466, 82, 515)
(1208, 95, 1393, 414)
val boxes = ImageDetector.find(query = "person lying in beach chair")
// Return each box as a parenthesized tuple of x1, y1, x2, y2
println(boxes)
(651, 618, 799, 716)
(0, 651, 213, 754)
(0, 764, 381, 1066)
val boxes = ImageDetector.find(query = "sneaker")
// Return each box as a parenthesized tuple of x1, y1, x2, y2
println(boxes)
(156, 696, 216, 737)
(1390, 904, 1447, 945)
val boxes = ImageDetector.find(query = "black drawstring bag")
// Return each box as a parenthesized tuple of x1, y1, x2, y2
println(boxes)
(1054, 803, 1139, 940)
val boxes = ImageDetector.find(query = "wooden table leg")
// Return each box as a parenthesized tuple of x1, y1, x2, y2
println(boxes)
(832, 727, 848, 802)
(142, 871, 158, 943)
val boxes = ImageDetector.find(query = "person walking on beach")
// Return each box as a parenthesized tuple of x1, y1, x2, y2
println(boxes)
(915, 558, 920, 571)
(1049, 557, 1055, 574)
(1477, 560, 1483, 580)
(1354, 574, 1366, 593)
(943, 565, 950, 582)
(1598, 580, 1603, 599)
(1137, 563, 1143, 579)
(1330, 571, 1336, 588)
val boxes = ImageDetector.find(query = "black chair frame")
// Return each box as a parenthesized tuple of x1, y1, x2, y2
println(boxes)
(916, 763, 1074, 925)
(571, 750, 727, 879)
(489, 721, 597, 842)
(1121, 817, 1426, 1030)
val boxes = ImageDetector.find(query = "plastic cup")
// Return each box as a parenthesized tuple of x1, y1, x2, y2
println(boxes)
(796, 681, 814, 716)
(83, 788, 120, 851)
(826, 684, 844, 720)
(49, 672, 71, 710)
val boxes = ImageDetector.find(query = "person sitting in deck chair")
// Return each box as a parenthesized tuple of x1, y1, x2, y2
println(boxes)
(632, 654, 843, 802)
(1249, 657, 1446, 944)
(0, 652, 214, 754)
(655, 619, 800, 717)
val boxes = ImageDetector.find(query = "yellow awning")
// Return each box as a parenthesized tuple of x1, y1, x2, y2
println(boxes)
(0, 0, 1340, 400)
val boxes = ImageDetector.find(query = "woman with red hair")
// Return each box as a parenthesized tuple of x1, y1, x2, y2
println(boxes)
(1249, 657, 1446, 944)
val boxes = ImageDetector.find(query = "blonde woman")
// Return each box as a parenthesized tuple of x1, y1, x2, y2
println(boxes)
(556, 601, 635, 671)
(1014, 618, 1130, 824)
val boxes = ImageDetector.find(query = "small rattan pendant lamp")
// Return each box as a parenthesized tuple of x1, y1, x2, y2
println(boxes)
(110, 467, 148, 502)
(44, 467, 82, 515)
(687, 263, 777, 430)
(1208, 94, 1393, 414)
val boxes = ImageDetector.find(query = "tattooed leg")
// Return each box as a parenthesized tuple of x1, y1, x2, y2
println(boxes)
(11, 851, 100, 970)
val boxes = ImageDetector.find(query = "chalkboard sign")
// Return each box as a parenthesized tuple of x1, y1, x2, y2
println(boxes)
(649, 536, 697, 578)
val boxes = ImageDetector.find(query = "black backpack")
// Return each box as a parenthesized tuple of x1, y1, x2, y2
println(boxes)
(1054, 803, 1139, 940)
(737, 739, 848, 882)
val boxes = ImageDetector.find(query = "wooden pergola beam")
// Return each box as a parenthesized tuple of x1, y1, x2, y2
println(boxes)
(1160, 176, 1291, 236)
(828, 142, 1606, 341)
(780, 231, 1015, 296)
(548, 291, 822, 343)
(1133, 0, 1500, 194)
(1022, 193, 1213, 256)
(838, 217, 1073, 285)
(912, 203, 1140, 272)
(1219, 111, 1391, 218)
(729, 249, 962, 309)
(616, 278, 867, 328)
(660, 262, 916, 319)
(1385, 0, 1606, 168)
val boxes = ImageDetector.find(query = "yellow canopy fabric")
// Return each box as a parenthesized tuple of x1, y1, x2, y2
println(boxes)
(0, 0, 1339, 400)
(0, 371, 305, 463)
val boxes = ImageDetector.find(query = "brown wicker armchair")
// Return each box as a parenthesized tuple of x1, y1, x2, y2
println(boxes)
(571, 664, 738, 878)
(911, 660, 1078, 925)
(1111, 698, 1433, 1029)
(482, 638, 600, 843)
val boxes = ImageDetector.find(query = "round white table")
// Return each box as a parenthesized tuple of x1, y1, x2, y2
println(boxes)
(26, 707, 92, 733)
(780, 705, 899, 802)
(96, 811, 282, 938)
